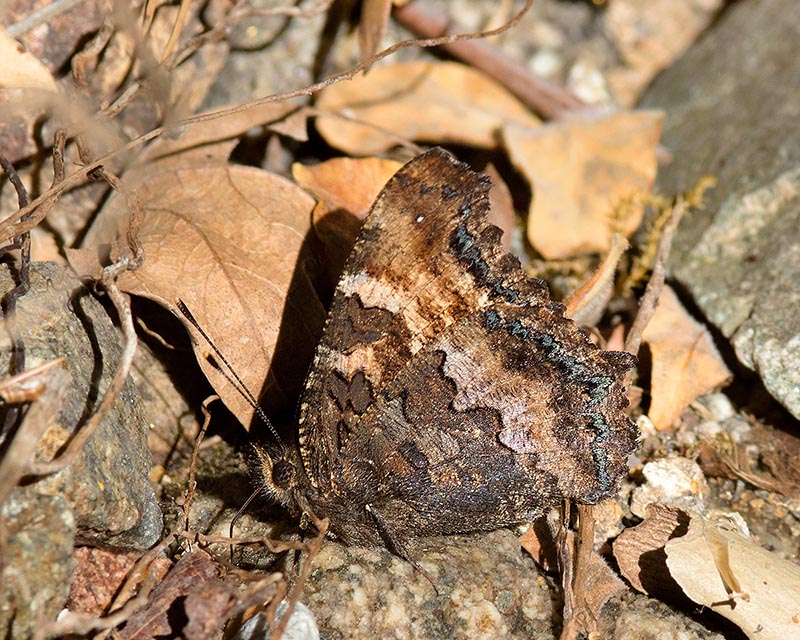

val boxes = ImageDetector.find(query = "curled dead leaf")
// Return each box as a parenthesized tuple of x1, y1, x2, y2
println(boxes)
(665, 513, 800, 640)
(315, 60, 540, 155)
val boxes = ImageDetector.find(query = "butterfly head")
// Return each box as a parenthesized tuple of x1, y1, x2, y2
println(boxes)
(248, 441, 304, 511)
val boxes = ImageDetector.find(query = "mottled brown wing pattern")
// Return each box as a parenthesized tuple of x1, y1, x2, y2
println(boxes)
(298, 149, 554, 492)
(330, 304, 635, 541)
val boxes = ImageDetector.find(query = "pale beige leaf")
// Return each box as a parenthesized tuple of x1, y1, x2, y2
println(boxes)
(642, 286, 732, 430)
(0, 30, 57, 90)
(612, 502, 690, 596)
(70, 165, 322, 427)
(666, 514, 800, 640)
(316, 60, 540, 155)
(504, 110, 662, 259)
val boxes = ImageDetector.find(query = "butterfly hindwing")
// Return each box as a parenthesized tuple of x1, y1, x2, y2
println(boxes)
(332, 304, 636, 538)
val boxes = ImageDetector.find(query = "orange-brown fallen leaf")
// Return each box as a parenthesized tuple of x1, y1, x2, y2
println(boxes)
(70, 165, 323, 427)
(315, 60, 540, 155)
(642, 285, 732, 430)
(503, 110, 662, 259)
(293, 156, 403, 290)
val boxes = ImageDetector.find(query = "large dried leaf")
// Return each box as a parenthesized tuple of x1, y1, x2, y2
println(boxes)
(666, 513, 800, 640)
(642, 286, 732, 430)
(504, 110, 662, 259)
(316, 60, 540, 155)
(293, 156, 402, 291)
(70, 165, 322, 426)
(117, 551, 235, 640)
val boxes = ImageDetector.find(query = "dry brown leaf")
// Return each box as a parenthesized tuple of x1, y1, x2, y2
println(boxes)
(293, 156, 403, 291)
(293, 156, 403, 220)
(642, 285, 732, 430)
(612, 502, 690, 597)
(564, 233, 628, 326)
(504, 110, 662, 260)
(70, 165, 323, 426)
(665, 513, 800, 639)
(315, 60, 540, 155)
(117, 550, 233, 640)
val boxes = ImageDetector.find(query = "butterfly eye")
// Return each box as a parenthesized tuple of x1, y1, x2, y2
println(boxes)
(271, 459, 295, 490)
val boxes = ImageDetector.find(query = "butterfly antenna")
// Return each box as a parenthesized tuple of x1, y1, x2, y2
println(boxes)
(175, 299, 285, 450)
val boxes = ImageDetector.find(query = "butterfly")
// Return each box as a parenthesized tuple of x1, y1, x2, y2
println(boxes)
(251, 148, 636, 561)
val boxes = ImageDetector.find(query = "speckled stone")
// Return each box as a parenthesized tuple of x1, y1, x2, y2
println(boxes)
(613, 594, 725, 640)
(0, 262, 162, 547)
(302, 529, 556, 640)
(0, 490, 76, 638)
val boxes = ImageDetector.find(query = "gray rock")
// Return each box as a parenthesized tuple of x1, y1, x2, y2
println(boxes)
(0, 491, 76, 639)
(640, 0, 800, 418)
(304, 529, 555, 640)
(0, 262, 162, 547)
(613, 594, 725, 640)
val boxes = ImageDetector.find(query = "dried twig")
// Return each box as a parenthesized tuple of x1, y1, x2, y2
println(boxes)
(559, 503, 599, 640)
(4, 0, 86, 37)
(1, 155, 34, 437)
(181, 395, 216, 543)
(228, 0, 335, 21)
(624, 199, 687, 356)
(393, 2, 585, 120)
(270, 517, 329, 640)
(0, 366, 69, 509)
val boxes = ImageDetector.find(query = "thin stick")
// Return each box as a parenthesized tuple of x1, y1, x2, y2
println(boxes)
(4, 0, 87, 37)
(393, 3, 585, 120)
(624, 199, 686, 356)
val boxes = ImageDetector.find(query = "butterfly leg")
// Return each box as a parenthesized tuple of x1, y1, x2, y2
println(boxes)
(365, 503, 440, 594)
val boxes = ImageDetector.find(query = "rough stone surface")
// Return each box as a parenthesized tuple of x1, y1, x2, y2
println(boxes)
(640, 0, 800, 419)
(612, 594, 725, 640)
(303, 529, 556, 640)
(0, 490, 76, 639)
(0, 262, 162, 547)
